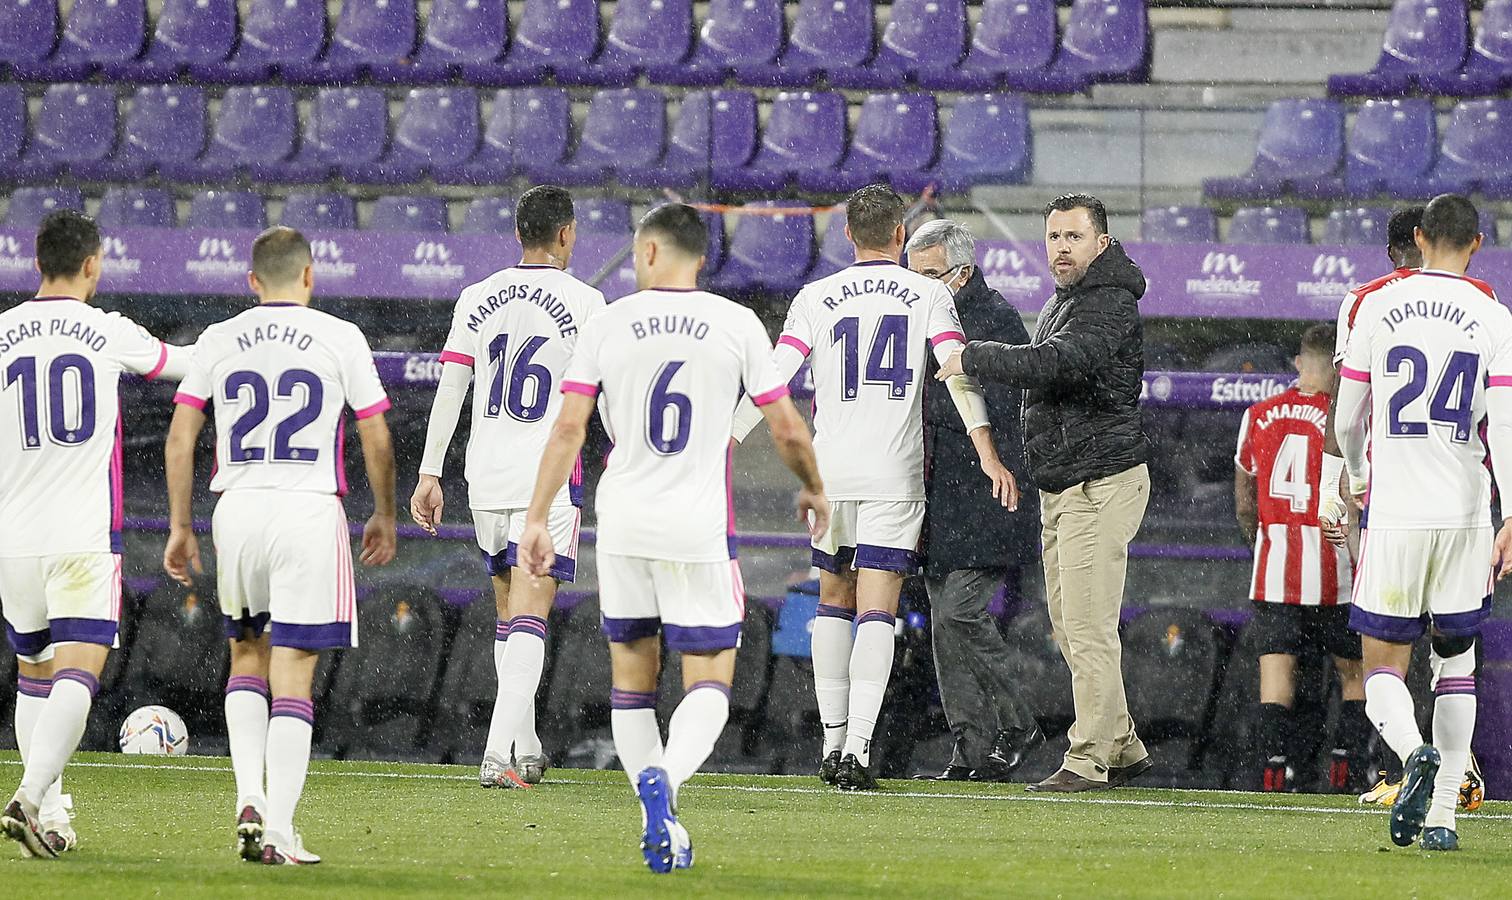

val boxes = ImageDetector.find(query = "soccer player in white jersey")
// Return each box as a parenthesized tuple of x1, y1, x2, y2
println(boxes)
(0, 211, 193, 859)
(1335, 194, 1512, 852)
(162, 227, 398, 866)
(517, 203, 828, 874)
(731, 184, 1011, 790)
(410, 186, 605, 789)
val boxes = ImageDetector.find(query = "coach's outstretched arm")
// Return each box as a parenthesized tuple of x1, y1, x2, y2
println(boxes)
(357, 412, 398, 566)
(758, 395, 831, 540)
(410, 361, 473, 535)
(936, 291, 1129, 390)
(518, 393, 596, 578)
(162, 404, 207, 587)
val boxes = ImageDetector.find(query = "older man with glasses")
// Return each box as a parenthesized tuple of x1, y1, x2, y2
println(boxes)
(906, 219, 1044, 782)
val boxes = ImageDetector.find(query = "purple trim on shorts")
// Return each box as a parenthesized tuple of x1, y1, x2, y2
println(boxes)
(270, 697, 315, 725)
(50, 617, 117, 647)
(1436, 676, 1477, 696)
(1434, 595, 1493, 638)
(855, 544, 920, 574)
(664, 622, 742, 653)
(816, 603, 856, 621)
(602, 616, 661, 644)
(610, 688, 657, 710)
(495, 619, 510, 642)
(811, 546, 856, 574)
(54, 668, 99, 698)
(1349, 605, 1427, 643)
(270, 621, 353, 650)
(687, 679, 732, 700)
(226, 675, 271, 698)
(5, 623, 51, 658)
(509, 615, 548, 641)
(223, 611, 272, 641)
(857, 610, 896, 628)
(16, 676, 51, 699)
(482, 544, 577, 582)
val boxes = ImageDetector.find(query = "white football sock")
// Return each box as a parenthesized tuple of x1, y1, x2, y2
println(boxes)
(662, 682, 731, 799)
(1425, 651, 1476, 832)
(610, 691, 662, 789)
(812, 607, 855, 756)
(514, 695, 543, 759)
(482, 620, 510, 759)
(15, 678, 64, 822)
(19, 670, 95, 812)
(487, 618, 546, 764)
(224, 676, 270, 811)
(265, 698, 314, 842)
(843, 614, 897, 768)
(1365, 668, 1423, 765)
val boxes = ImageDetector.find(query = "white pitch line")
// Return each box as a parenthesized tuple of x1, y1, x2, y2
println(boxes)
(7, 757, 1512, 822)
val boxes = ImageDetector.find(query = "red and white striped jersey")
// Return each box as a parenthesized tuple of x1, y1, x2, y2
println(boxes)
(1236, 386, 1352, 605)
(1334, 267, 1414, 364)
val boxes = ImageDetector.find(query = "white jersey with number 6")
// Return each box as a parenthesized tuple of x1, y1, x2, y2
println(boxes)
(1339, 269, 1512, 529)
(174, 303, 390, 495)
(561, 288, 790, 563)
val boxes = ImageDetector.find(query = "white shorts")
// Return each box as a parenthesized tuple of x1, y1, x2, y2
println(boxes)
(0, 552, 122, 664)
(598, 552, 746, 652)
(811, 500, 924, 574)
(1349, 527, 1494, 642)
(472, 506, 581, 582)
(213, 491, 357, 650)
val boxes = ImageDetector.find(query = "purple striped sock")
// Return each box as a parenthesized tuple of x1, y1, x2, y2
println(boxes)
(509, 615, 548, 641)
(495, 619, 510, 642)
(687, 679, 732, 700)
(1436, 676, 1477, 696)
(857, 610, 896, 628)
(226, 675, 270, 698)
(816, 604, 856, 621)
(16, 676, 51, 699)
(610, 688, 656, 710)
(1365, 667, 1402, 684)
(270, 697, 315, 725)
(54, 668, 98, 698)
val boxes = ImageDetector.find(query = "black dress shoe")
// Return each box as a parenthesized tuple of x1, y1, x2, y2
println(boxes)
(1109, 755, 1154, 787)
(1024, 768, 1110, 793)
(984, 724, 1046, 776)
(913, 764, 973, 781)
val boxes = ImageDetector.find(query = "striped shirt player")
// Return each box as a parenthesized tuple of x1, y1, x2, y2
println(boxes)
(1333, 267, 1414, 365)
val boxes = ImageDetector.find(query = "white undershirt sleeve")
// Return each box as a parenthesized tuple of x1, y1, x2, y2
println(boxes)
(1486, 386, 1512, 523)
(417, 361, 473, 477)
(732, 342, 807, 443)
(1333, 376, 1372, 491)
(933, 339, 990, 432)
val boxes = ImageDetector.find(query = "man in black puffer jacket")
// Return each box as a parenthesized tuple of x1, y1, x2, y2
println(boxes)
(937, 194, 1151, 793)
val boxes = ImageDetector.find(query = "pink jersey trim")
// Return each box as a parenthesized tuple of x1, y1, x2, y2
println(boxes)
(751, 385, 790, 407)
(438, 350, 475, 367)
(173, 391, 207, 410)
(929, 331, 967, 348)
(1490, 375, 1512, 388)
(144, 342, 169, 381)
(562, 380, 599, 398)
(777, 335, 812, 357)
(334, 411, 349, 497)
(1339, 366, 1369, 383)
(353, 397, 392, 420)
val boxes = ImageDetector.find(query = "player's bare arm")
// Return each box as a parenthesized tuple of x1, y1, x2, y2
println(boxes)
(163, 403, 207, 587)
(356, 412, 398, 567)
(409, 360, 473, 535)
(757, 394, 830, 540)
(519, 392, 594, 578)
(1234, 467, 1258, 548)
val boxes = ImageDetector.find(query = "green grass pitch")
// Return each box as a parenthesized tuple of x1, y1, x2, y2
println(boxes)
(3, 752, 1512, 898)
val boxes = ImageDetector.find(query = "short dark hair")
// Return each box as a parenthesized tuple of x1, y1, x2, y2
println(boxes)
(845, 184, 906, 250)
(1300, 323, 1335, 357)
(1420, 194, 1481, 250)
(1387, 205, 1425, 258)
(1042, 193, 1108, 236)
(636, 203, 707, 257)
(515, 186, 575, 248)
(35, 210, 100, 280)
(251, 226, 312, 287)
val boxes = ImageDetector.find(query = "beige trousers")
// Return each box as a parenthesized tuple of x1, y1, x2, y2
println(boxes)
(1040, 463, 1150, 782)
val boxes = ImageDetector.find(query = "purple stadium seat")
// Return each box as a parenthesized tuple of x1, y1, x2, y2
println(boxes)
(702, 210, 726, 276)
(3, 187, 84, 228)
(1297, 99, 1437, 200)
(73, 84, 206, 182)
(193, 0, 326, 83)
(282, 0, 419, 84)
(1390, 100, 1512, 197)
(894, 93, 1031, 193)
(563, 0, 693, 85)
(369, 0, 508, 83)
(1011, 0, 1149, 93)
(248, 87, 388, 184)
(919, 0, 1057, 91)
(96, 188, 177, 229)
(347, 87, 480, 184)
(1329, 0, 1468, 96)
(433, 88, 569, 186)
(13, 83, 117, 182)
(1203, 99, 1344, 200)
(710, 202, 816, 293)
(739, 0, 875, 88)
(1141, 206, 1217, 243)
(809, 212, 854, 280)
(187, 191, 267, 230)
(1419, 0, 1512, 96)
(369, 195, 449, 232)
(9, 0, 145, 81)
(459, 196, 517, 234)
(574, 199, 633, 237)
(1227, 207, 1310, 245)
(462, 0, 600, 86)
(100, 0, 237, 82)
(0, 0, 61, 70)
(664, 0, 784, 86)
(549, 89, 666, 186)
(160, 86, 296, 183)
(0, 85, 25, 181)
(800, 93, 938, 193)
(619, 90, 758, 189)
(281, 193, 358, 231)
(833, 0, 966, 89)
(712, 91, 847, 192)
(1321, 207, 1390, 246)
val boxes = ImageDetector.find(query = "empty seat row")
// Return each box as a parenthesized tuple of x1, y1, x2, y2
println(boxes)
(0, 84, 1031, 193)
(1143, 204, 1501, 245)
(0, 0, 1147, 95)
(1330, 0, 1512, 97)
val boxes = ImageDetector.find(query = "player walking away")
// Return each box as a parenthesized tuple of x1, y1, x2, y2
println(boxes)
(162, 227, 398, 866)
(517, 203, 828, 874)
(0, 211, 192, 859)
(410, 187, 605, 789)
(732, 185, 1011, 790)
(1334, 194, 1512, 852)
(1234, 324, 1369, 793)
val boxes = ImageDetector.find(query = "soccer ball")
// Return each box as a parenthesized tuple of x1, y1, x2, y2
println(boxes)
(118, 706, 190, 756)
